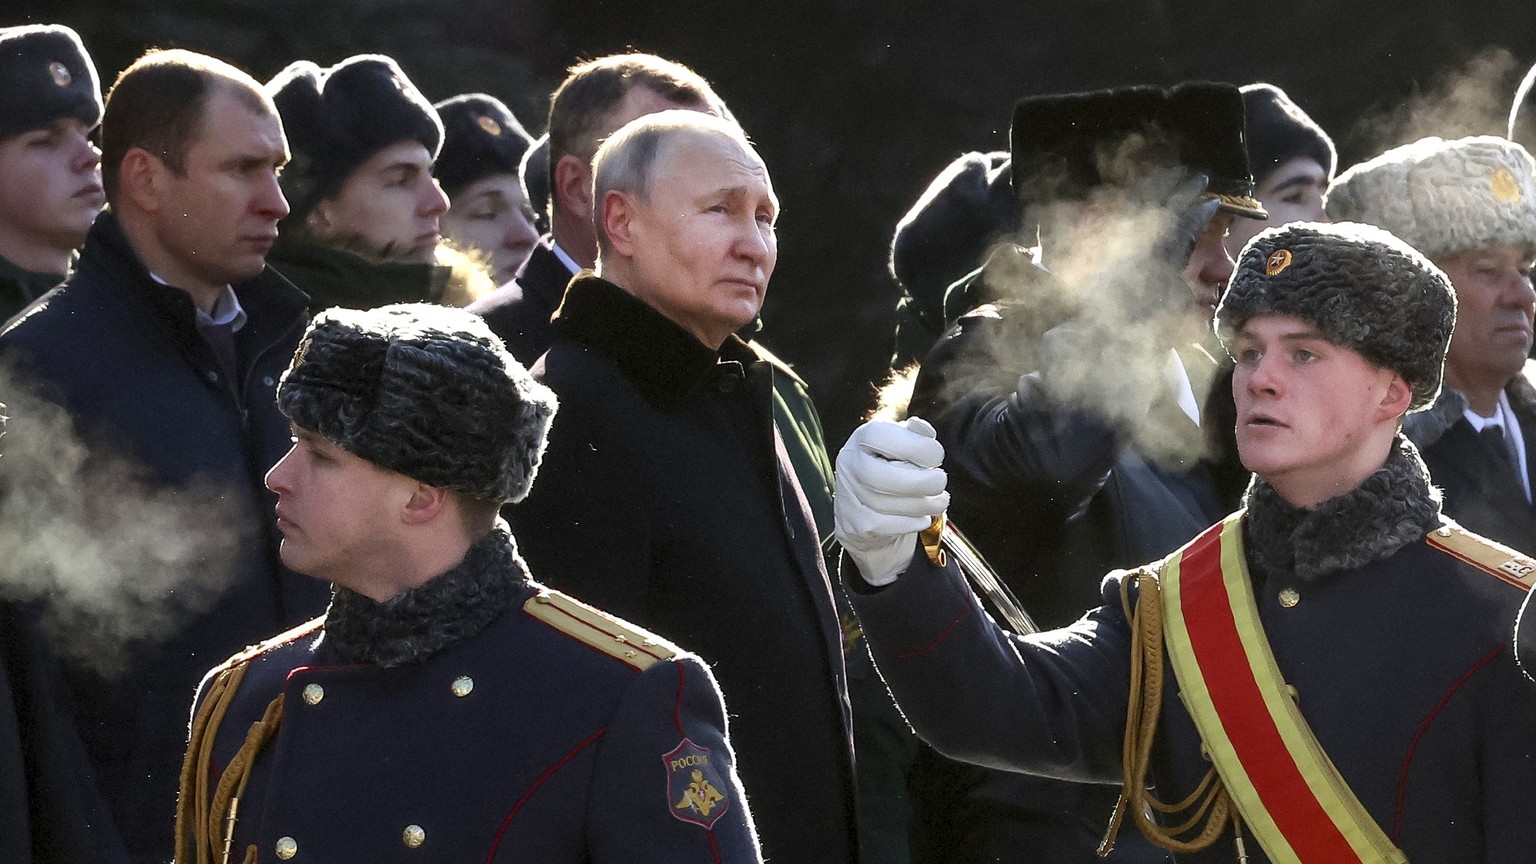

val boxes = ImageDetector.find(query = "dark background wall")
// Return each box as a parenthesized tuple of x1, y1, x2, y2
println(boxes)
(10, 0, 1536, 444)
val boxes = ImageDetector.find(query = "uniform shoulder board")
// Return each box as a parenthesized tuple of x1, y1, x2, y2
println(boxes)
(1426, 519, 1536, 589)
(523, 590, 678, 672)
(213, 615, 326, 674)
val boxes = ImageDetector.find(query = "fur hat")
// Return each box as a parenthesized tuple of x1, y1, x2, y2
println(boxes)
(1240, 83, 1336, 183)
(1216, 221, 1457, 411)
(1010, 82, 1266, 219)
(0, 24, 102, 141)
(433, 93, 535, 197)
(1326, 136, 1536, 261)
(278, 303, 557, 503)
(268, 55, 444, 222)
(889, 151, 1016, 316)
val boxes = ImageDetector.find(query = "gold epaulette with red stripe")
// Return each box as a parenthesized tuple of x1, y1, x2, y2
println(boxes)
(1426, 519, 1536, 589)
(523, 590, 677, 671)
(212, 615, 327, 674)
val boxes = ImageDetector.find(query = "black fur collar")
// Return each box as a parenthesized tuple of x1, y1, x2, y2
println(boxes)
(1243, 437, 1442, 583)
(324, 525, 528, 667)
(551, 274, 757, 409)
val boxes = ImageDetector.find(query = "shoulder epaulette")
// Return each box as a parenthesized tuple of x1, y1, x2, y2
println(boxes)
(523, 589, 677, 671)
(212, 615, 326, 674)
(1426, 519, 1536, 589)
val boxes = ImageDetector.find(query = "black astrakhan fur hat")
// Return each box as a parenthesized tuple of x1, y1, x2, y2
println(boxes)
(279, 303, 557, 503)
(433, 93, 534, 197)
(1216, 221, 1457, 412)
(0, 24, 102, 140)
(267, 54, 443, 222)
(1010, 81, 1266, 219)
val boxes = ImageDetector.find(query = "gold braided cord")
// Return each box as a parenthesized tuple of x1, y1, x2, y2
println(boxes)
(176, 663, 246, 864)
(1098, 572, 1237, 858)
(173, 662, 285, 864)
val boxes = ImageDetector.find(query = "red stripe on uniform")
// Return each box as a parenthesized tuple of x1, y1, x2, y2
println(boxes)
(1179, 527, 1362, 862)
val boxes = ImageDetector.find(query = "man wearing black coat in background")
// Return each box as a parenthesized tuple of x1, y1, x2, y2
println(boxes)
(0, 49, 327, 863)
(513, 110, 858, 864)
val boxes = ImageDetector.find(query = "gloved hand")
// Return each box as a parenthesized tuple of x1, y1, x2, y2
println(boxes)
(834, 417, 950, 586)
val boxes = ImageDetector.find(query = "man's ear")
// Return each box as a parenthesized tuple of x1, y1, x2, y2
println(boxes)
(553, 153, 592, 219)
(116, 148, 163, 214)
(400, 482, 449, 526)
(601, 190, 638, 258)
(1377, 374, 1414, 422)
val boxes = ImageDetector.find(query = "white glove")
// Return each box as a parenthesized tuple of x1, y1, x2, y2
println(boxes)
(834, 417, 950, 586)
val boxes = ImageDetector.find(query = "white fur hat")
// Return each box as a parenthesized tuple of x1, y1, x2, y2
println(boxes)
(1326, 135, 1536, 260)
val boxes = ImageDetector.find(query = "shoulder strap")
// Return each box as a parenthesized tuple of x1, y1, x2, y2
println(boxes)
(1159, 514, 1407, 864)
(523, 589, 677, 672)
(1426, 518, 1536, 588)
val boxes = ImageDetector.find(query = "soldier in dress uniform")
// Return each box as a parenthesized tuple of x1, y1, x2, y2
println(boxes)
(833, 221, 1536, 863)
(173, 303, 761, 864)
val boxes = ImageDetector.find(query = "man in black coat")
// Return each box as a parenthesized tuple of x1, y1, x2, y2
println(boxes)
(177, 303, 762, 864)
(0, 49, 326, 863)
(1329, 135, 1536, 554)
(511, 111, 858, 864)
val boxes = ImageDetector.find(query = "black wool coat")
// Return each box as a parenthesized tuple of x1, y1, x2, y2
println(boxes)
(513, 274, 858, 864)
(468, 235, 571, 366)
(0, 211, 330, 863)
(1405, 362, 1536, 556)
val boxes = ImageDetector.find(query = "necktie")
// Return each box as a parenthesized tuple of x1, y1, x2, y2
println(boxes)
(1480, 424, 1518, 473)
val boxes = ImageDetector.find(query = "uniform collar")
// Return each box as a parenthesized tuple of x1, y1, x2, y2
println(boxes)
(1242, 436, 1442, 583)
(324, 525, 528, 667)
(551, 274, 758, 409)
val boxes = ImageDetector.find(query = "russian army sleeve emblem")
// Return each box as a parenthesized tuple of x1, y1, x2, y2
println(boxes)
(664, 739, 730, 828)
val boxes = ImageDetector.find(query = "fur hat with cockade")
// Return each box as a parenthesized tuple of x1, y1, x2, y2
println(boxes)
(0, 24, 102, 141)
(432, 93, 534, 198)
(1326, 136, 1536, 261)
(267, 54, 443, 223)
(278, 303, 557, 503)
(1216, 221, 1457, 412)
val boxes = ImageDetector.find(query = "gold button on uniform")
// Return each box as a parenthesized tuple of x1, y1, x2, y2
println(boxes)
(1278, 588, 1300, 608)
(403, 824, 426, 848)
(450, 676, 474, 697)
(301, 683, 325, 705)
(275, 836, 298, 859)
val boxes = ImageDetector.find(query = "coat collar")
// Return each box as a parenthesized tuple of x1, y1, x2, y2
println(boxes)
(551, 274, 758, 408)
(77, 210, 308, 356)
(1243, 436, 1443, 583)
(267, 236, 449, 313)
(324, 525, 529, 667)
(1405, 363, 1536, 448)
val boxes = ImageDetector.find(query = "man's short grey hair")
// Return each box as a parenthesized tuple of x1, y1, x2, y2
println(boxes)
(591, 110, 758, 251)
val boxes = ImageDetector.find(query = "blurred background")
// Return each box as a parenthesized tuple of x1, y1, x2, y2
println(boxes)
(9, 0, 1536, 443)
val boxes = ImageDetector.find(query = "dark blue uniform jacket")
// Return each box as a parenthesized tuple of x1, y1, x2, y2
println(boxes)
(850, 442, 1536, 864)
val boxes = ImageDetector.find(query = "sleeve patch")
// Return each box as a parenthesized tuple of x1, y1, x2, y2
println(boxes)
(1427, 520, 1536, 588)
(665, 738, 730, 828)
(522, 590, 677, 671)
